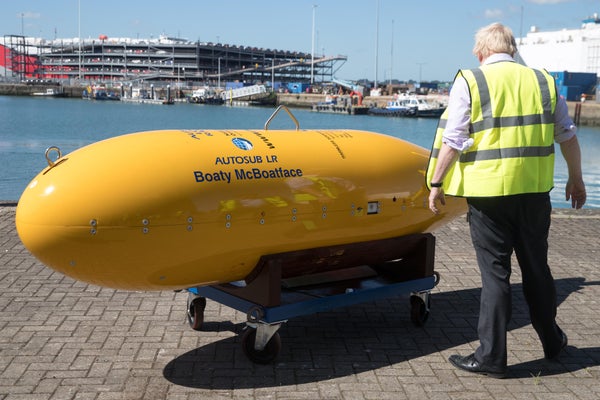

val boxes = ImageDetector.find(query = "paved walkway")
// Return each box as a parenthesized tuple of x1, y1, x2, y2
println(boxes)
(1, 203, 599, 400)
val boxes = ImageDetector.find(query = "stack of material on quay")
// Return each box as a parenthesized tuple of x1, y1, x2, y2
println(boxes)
(311, 94, 369, 115)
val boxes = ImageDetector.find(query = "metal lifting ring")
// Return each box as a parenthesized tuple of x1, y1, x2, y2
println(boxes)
(45, 146, 62, 167)
(264, 105, 300, 131)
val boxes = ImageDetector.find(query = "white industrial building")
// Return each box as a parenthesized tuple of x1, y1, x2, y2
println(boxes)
(517, 14, 600, 75)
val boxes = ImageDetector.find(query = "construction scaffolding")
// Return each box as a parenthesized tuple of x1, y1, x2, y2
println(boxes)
(2, 35, 41, 81)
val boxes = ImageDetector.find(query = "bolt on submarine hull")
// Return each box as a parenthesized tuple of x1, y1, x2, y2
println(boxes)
(16, 127, 466, 291)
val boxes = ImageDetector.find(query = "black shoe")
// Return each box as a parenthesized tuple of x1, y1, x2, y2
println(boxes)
(545, 331, 568, 360)
(449, 354, 507, 378)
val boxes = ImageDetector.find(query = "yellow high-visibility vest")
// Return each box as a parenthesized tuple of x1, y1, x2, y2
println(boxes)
(426, 61, 557, 197)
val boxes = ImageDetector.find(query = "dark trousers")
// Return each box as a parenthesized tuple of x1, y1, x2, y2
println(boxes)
(467, 193, 563, 368)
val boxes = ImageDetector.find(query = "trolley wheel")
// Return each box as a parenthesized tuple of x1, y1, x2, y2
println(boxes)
(410, 295, 430, 327)
(187, 296, 206, 331)
(241, 328, 282, 364)
(433, 271, 441, 286)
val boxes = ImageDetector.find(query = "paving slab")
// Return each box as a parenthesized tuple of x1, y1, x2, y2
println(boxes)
(1, 203, 599, 400)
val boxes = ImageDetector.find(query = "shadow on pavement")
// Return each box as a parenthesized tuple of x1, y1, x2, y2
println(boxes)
(163, 277, 600, 387)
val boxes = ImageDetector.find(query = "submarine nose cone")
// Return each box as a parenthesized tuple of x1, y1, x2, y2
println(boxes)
(16, 168, 68, 269)
(15, 146, 102, 287)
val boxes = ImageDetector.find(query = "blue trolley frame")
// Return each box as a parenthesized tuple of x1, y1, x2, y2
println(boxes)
(185, 232, 438, 363)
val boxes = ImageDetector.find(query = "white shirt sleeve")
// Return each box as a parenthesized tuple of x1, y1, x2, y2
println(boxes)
(554, 95, 577, 143)
(441, 75, 474, 152)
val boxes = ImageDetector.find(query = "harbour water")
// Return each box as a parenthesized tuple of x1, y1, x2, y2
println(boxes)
(1, 95, 599, 208)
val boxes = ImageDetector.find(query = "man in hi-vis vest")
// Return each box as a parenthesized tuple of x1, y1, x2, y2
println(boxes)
(427, 23, 586, 378)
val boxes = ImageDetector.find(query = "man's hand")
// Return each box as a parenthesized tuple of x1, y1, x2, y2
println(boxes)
(565, 178, 586, 209)
(428, 187, 446, 214)
(560, 136, 585, 209)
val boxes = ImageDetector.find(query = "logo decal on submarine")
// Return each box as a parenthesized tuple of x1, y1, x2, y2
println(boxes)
(232, 137, 253, 150)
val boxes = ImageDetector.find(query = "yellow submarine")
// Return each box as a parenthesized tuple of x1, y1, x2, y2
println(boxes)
(15, 108, 466, 292)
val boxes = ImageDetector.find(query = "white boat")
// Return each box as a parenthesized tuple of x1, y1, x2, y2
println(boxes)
(397, 95, 445, 118)
(368, 99, 416, 117)
(190, 87, 224, 105)
(32, 88, 65, 97)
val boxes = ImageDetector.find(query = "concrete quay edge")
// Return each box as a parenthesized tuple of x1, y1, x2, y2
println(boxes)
(3, 83, 600, 126)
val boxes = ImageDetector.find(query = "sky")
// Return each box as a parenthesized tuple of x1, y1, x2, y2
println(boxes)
(2, 0, 599, 82)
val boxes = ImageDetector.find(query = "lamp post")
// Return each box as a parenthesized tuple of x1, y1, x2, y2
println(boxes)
(417, 62, 426, 87)
(78, 0, 82, 80)
(390, 19, 394, 87)
(374, 0, 379, 90)
(311, 4, 317, 85)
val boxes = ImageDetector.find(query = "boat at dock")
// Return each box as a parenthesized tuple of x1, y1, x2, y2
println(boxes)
(399, 95, 446, 117)
(368, 99, 416, 117)
(368, 95, 445, 118)
(189, 87, 224, 105)
(31, 88, 65, 97)
(82, 85, 120, 101)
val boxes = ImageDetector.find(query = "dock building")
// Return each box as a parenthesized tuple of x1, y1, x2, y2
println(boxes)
(0, 34, 346, 86)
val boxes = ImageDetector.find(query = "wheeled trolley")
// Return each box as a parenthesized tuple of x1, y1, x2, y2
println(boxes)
(186, 232, 439, 364)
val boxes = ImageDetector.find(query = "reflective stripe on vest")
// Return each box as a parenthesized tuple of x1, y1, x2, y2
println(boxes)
(426, 62, 556, 197)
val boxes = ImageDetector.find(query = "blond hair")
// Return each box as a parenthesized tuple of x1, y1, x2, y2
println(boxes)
(472, 23, 517, 59)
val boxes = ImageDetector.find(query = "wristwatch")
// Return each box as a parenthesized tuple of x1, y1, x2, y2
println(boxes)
(430, 182, 443, 188)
